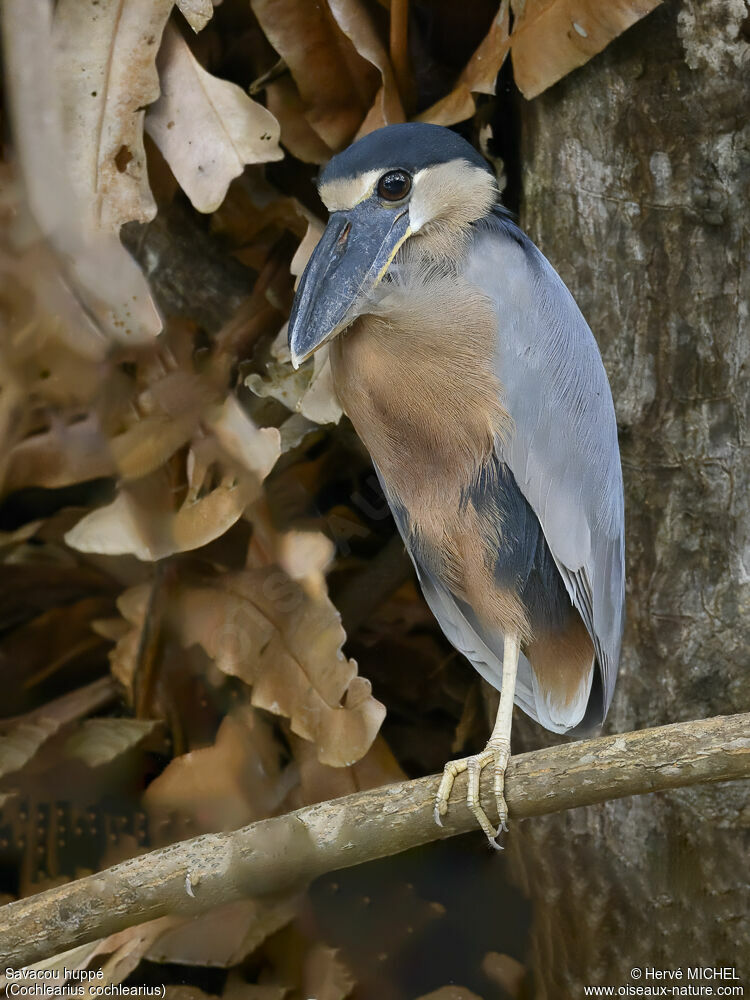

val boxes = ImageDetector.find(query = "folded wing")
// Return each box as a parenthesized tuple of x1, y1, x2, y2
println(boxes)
(465, 211, 625, 726)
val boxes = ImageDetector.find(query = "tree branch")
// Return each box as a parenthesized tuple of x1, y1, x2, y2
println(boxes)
(1, 712, 748, 967)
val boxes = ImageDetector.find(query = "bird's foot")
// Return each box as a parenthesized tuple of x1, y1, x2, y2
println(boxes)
(434, 738, 510, 850)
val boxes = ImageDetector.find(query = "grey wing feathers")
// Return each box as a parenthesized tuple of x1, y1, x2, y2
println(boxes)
(373, 465, 543, 728)
(465, 213, 625, 724)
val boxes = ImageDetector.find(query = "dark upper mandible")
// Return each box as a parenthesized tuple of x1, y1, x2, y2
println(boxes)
(320, 123, 493, 185)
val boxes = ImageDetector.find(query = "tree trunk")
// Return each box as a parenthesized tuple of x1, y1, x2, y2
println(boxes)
(510, 0, 750, 993)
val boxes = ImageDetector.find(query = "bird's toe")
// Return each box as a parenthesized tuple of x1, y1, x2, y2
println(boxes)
(434, 744, 510, 848)
(490, 739, 511, 835)
(433, 758, 464, 828)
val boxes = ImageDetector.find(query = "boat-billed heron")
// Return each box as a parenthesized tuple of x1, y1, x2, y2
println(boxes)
(288, 123, 625, 847)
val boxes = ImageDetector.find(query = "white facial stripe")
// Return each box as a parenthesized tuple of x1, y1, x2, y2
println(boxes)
(319, 169, 381, 212)
(409, 160, 496, 233)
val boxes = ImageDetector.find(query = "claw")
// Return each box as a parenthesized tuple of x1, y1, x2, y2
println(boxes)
(434, 740, 511, 848)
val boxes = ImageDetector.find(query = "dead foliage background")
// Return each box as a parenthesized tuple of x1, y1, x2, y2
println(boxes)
(0, 1, 662, 997)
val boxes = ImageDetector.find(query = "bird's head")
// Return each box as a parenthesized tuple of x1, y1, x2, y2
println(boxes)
(288, 123, 496, 368)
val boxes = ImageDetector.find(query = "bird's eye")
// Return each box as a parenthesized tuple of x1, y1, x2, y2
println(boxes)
(377, 170, 411, 202)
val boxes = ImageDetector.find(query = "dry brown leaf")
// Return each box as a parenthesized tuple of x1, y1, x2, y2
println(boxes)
(176, 0, 214, 32)
(53, 0, 174, 231)
(8, 923, 179, 996)
(460, 0, 511, 94)
(146, 897, 301, 967)
(64, 421, 276, 560)
(417, 1, 510, 126)
(250, 0, 380, 152)
(0, 717, 61, 782)
(108, 585, 149, 698)
(0, 557, 118, 637)
(209, 172, 310, 249)
(64, 477, 251, 561)
(265, 77, 333, 165)
(0, 522, 44, 554)
(297, 352, 343, 425)
(328, 0, 404, 135)
(510, 0, 663, 98)
(108, 366, 226, 481)
(245, 353, 342, 426)
(163, 569, 384, 765)
(0, 240, 141, 367)
(277, 530, 334, 599)
(481, 952, 526, 999)
(0, 596, 113, 714)
(0, 940, 108, 985)
(143, 705, 293, 832)
(64, 718, 159, 768)
(421, 0, 652, 117)
(206, 396, 283, 480)
(288, 733, 405, 807)
(290, 217, 326, 287)
(0, 242, 121, 489)
(111, 414, 199, 483)
(302, 945, 355, 1000)
(1, 1, 161, 343)
(92, 617, 132, 643)
(276, 414, 319, 452)
(5, 416, 114, 492)
(5, 330, 103, 412)
(247, 310, 343, 427)
(146, 24, 283, 214)
(0, 678, 117, 782)
(83, 921, 177, 994)
(415, 86, 476, 128)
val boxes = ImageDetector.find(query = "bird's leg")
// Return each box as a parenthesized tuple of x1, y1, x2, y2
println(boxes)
(484, 631, 519, 834)
(434, 632, 519, 848)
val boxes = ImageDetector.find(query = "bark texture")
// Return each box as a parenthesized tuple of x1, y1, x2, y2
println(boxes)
(511, 0, 750, 993)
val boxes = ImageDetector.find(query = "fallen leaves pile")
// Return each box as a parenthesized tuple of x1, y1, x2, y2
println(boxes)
(0, 0, 660, 996)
